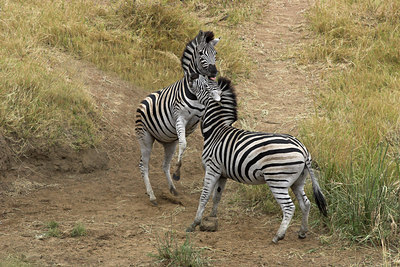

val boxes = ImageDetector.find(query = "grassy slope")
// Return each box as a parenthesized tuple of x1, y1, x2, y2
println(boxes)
(2, 0, 398, 263)
(0, 0, 258, 265)
(231, 0, 400, 258)
(0, 0, 253, 151)
(300, 0, 400, 250)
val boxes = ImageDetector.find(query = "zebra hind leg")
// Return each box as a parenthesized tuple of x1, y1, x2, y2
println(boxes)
(138, 133, 157, 205)
(267, 181, 295, 243)
(291, 171, 311, 239)
(162, 141, 179, 196)
(209, 177, 227, 217)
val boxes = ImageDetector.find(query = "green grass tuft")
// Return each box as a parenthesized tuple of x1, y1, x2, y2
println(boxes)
(150, 231, 209, 266)
(45, 221, 61, 238)
(70, 222, 87, 237)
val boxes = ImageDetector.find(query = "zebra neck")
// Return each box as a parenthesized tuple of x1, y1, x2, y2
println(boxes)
(201, 96, 238, 138)
(201, 106, 228, 139)
(183, 77, 197, 101)
(181, 42, 200, 75)
(183, 65, 200, 76)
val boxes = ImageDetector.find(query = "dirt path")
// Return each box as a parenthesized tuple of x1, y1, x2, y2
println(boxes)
(1, 0, 381, 266)
(236, 0, 318, 135)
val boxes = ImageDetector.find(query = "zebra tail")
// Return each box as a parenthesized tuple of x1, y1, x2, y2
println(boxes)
(305, 159, 328, 217)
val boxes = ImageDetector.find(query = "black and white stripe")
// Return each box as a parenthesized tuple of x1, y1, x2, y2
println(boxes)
(135, 31, 220, 205)
(187, 77, 327, 243)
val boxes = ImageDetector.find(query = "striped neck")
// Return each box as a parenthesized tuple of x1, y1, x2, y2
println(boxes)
(201, 77, 237, 138)
(183, 75, 197, 101)
(181, 40, 201, 75)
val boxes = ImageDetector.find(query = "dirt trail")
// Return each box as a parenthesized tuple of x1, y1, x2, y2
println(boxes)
(1, 0, 380, 266)
(236, 0, 319, 135)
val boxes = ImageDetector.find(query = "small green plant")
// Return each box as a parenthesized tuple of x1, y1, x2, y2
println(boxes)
(150, 231, 209, 266)
(45, 221, 61, 238)
(70, 222, 87, 237)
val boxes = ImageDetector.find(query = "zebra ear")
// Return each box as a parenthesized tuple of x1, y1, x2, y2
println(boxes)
(210, 37, 220, 47)
(195, 30, 204, 43)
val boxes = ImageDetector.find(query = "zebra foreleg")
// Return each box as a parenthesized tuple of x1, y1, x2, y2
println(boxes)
(173, 117, 187, 181)
(138, 133, 157, 205)
(162, 141, 179, 196)
(209, 177, 227, 217)
(187, 168, 220, 232)
(268, 185, 295, 243)
(291, 172, 311, 239)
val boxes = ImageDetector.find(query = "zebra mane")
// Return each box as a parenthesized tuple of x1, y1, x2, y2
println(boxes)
(204, 31, 215, 43)
(181, 31, 215, 74)
(217, 77, 238, 124)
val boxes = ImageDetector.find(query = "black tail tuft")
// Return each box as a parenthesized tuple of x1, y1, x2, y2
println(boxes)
(313, 188, 328, 217)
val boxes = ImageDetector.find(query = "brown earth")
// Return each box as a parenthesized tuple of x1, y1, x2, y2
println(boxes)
(0, 0, 383, 266)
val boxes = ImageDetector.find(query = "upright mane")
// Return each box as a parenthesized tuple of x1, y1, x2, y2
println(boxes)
(217, 77, 238, 124)
(204, 31, 215, 43)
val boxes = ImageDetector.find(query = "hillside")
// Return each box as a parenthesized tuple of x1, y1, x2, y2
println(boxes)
(0, 0, 388, 265)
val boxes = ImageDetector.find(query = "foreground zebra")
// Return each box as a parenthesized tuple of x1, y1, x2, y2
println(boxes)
(186, 77, 328, 243)
(135, 31, 220, 205)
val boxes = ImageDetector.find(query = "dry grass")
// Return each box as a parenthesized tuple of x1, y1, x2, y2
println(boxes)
(298, 0, 400, 255)
(0, 0, 255, 151)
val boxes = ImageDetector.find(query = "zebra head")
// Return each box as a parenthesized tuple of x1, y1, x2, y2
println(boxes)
(182, 30, 220, 80)
(189, 73, 222, 105)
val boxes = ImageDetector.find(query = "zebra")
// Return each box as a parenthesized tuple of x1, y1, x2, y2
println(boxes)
(186, 77, 328, 243)
(135, 31, 220, 205)
(135, 69, 222, 205)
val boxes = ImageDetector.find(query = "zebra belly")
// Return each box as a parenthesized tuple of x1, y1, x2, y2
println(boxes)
(145, 116, 200, 143)
(147, 126, 178, 143)
(185, 117, 201, 135)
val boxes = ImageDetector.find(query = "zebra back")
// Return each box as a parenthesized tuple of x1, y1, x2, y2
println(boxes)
(200, 78, 311, 184)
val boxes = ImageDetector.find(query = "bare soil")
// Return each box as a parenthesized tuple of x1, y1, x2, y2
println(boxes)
(0, 0, 382, 266)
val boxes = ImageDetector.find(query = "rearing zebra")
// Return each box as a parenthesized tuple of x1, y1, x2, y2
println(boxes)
(186, 77, 328, 243)
(135, 31, 220, 205)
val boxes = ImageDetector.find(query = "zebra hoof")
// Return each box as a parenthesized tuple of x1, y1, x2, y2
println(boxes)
(172, 173, 180, 181)
(170, 187, 178, 196)
(150, 199, 158, 206)
(186, 226, 195, 232)
(200, 216, 218, 232)
(272, 234, 285, 244)
(298, 232, 307, 239)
